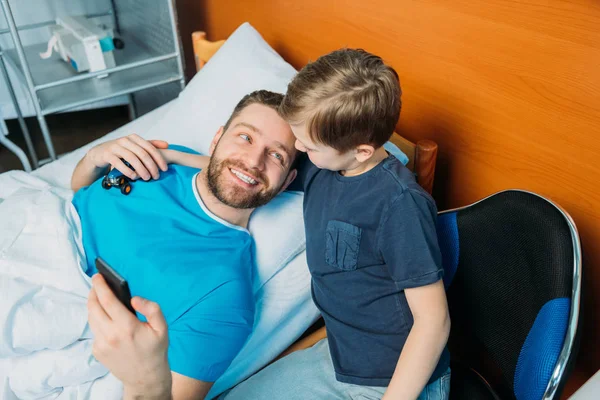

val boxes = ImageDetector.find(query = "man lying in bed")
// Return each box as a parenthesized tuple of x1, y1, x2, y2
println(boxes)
(70, 90, 298, 400)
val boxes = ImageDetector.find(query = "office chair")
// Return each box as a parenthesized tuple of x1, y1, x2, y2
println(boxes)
(437, 190, 582, 400)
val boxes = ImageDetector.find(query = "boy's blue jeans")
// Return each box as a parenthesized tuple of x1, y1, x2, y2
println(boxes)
(220, 338, 451, 400)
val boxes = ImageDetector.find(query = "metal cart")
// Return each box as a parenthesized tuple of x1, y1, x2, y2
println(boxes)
(0, 0, 185, 168)
(0, 113, 32, 172)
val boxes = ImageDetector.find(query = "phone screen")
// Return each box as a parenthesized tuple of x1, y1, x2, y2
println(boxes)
(95, 257, 135, 314)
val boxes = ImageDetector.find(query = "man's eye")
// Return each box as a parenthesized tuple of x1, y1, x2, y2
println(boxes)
(240, 134, 251, 142)
(272, 152, 283, 161)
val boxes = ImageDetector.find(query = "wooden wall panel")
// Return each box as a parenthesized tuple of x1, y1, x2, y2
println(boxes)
(176, 0, 600, 395)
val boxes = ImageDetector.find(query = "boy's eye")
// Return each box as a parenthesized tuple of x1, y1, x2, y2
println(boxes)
(240, 134, 251, 142)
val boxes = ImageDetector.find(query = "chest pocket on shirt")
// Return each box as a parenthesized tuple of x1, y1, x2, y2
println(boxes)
(325, 220, 362, 271)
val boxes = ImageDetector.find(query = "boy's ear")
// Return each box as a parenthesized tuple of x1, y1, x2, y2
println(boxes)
(354, 144, 376, 163)
(209, 126, 224, 156)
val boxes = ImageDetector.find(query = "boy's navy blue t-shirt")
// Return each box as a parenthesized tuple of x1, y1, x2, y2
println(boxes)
(293, 153, 450, 386)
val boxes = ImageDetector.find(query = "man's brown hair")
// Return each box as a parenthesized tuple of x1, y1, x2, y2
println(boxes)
(280, 48, 401, 152)
(223, 90, 284, 132)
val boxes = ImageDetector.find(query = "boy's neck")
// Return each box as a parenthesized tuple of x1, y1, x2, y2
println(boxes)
(341, 146, 389, 177)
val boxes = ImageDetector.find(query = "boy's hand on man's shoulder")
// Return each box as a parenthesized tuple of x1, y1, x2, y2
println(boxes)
(157, 148, 181, 165)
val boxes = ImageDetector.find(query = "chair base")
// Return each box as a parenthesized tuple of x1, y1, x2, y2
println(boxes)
(449, 362, 503, 400)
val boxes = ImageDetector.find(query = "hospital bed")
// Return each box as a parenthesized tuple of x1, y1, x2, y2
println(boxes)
(0, 22, 437, 400)
(2, 19, 581, 400)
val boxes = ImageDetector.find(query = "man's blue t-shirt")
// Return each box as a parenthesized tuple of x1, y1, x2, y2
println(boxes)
(295, 154, 450, 386)
(72, 146, 254, 382)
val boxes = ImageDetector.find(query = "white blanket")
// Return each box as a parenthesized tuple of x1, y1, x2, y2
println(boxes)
(0, 170, 319, 399)
(0, 171, 123, 399)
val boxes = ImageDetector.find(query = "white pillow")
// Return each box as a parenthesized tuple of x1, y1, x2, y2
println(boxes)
(146, 23, 304, 292)
(148, 22, 297, 155)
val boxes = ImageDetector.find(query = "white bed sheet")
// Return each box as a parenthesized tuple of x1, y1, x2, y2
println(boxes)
(1, 100, 319, 399)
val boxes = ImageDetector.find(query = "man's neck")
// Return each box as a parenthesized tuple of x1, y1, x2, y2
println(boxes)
(341, 146, 389, 177)
(195, 171, 253, 229)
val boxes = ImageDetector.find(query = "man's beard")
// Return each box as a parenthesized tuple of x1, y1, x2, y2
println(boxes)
(206, 155, 281, 209)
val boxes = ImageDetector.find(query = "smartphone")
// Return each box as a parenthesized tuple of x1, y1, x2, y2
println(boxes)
(95, 257, 135, 314)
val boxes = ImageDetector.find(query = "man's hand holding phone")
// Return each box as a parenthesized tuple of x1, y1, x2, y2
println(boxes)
(87, 273, 172, 399)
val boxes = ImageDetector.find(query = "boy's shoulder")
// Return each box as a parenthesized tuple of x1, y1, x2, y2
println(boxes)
(343, 155, 438, 220)
(305, 154, 435, 210)
(379, 155, 433, 201)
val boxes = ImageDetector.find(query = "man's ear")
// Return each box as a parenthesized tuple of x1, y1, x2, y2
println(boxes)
(354, 144, 376, 163)
(209, 126, 224, 156)
(278, 168, 298, 195)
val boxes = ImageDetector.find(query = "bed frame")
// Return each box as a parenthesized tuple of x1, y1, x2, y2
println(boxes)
(191, 30, 439, 360)
(191, 31, 439, 195)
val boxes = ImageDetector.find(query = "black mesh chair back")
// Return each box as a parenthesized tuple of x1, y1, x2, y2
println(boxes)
(436, 190, 581, 400)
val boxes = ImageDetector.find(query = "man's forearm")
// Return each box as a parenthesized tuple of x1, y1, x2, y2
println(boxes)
(124, 387, 172, 400)
(123, 377, 173, 400)
(71, 153, 107, 192)
(383, 316, 450, 399)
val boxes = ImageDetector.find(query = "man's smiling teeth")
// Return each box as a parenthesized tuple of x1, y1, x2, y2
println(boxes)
(231, 169, 258, 185)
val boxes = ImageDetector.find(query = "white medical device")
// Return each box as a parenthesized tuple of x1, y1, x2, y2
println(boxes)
(40, 16, 118, 73)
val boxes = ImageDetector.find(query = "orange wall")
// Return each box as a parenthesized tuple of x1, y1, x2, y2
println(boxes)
(176, 0, 600, 395)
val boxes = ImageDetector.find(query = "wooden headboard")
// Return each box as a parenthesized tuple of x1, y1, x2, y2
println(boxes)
(191, 33, 439, 194)
(177, 0, 600, 395)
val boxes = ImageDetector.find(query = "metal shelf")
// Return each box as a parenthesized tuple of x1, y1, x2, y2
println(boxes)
(3, 34, 177, 90)
(0, 11, 113, 35)
(0, 0, 185, 166)
(38, 60, 180, 114)
(3, 34, 181, 114)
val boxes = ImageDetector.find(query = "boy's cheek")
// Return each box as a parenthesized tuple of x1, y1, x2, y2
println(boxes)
(294, 141, 306, 152)
(308, 156, 329, 171)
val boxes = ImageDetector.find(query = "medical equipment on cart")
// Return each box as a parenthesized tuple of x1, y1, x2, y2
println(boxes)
(39, 15, 121, 73)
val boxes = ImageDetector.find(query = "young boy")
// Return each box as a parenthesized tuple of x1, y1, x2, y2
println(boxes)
(166, 49, 451, 400)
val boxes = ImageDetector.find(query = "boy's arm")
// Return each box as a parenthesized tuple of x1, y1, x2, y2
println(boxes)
(160, 149, 210, 170)
(382, 280, 450, 400)
(378, 192, 449, 399)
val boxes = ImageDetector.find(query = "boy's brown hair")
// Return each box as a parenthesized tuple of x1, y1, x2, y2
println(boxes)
(280, 48, 401, 153)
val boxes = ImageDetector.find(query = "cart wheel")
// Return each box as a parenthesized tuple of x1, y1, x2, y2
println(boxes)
(119, 177, 125, 185)
(113, 38, 125, 50)
(121, 184, 132, 195)
(102, 178, 111, 189)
